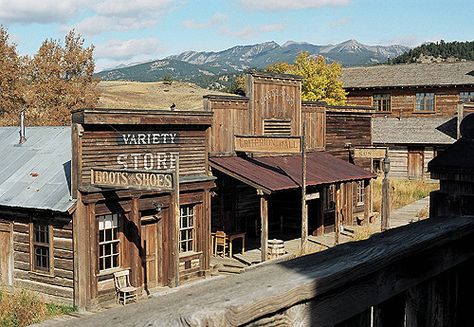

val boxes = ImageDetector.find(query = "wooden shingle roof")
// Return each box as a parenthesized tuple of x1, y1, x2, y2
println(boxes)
(342, 62, 474, 89)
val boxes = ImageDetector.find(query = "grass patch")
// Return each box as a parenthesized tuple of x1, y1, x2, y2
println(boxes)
(372, 178, 439, 213)
(0, 289, 76, 327)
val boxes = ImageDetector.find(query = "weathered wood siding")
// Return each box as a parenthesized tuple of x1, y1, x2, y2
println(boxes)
(386, 146, 435, 179)
(0, 209, 74, 304)
(249, 75, 302, 137)
(346, 87, 471, 118)
(301, 103, 326, 151)
(205, 97, 249, 156)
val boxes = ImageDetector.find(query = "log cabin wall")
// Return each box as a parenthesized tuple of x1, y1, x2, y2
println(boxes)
(0, 208, 74, 304)
(71, 108, 214, 309)
(346, 87, 471, 118)
(382, 146, 436, 179)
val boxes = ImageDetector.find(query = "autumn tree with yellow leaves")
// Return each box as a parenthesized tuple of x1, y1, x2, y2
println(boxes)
(266, 52, 347, 105)
(0, 27, 99, 126)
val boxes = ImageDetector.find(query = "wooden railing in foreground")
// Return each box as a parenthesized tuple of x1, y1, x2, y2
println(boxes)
(64, 216, 474, 327)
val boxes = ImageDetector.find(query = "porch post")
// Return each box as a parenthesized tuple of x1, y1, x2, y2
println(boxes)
(258, 189, 268, 262)
(301, 123, 308, 253)
(363, 179, 370, 225)
(316, 188, 324, 236)
(130, 196, 143, 292)
(335, 183, 341, 245)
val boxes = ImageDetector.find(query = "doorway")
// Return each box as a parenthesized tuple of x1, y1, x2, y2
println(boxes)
(0, 222, 12, 286)
(408, 147, 424, 179)
(140, 210, 163, 292)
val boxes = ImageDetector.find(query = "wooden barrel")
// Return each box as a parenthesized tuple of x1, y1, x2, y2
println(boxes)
(267, 239, 285, 259)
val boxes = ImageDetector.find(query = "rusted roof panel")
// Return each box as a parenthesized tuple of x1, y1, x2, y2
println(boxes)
(210, 152, 375, 193)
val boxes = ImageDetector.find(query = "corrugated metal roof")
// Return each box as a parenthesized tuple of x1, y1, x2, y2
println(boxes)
(210, 152, 375, 193)
(0, 126, 74, 212)
(372, 117, 457, 145)
(342, 62, 474, 89)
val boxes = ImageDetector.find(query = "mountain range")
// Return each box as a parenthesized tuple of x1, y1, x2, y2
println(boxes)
(96, 40, 410, 90)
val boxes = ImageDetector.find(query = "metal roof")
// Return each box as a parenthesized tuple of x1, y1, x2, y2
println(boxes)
(342, 62, 474, 89)
(372, 117, 457, 145)
(0, 126, 74, 213)
(210, 152, 375, 193)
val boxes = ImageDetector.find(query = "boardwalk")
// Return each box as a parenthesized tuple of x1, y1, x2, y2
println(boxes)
(389, 196, 430, 229)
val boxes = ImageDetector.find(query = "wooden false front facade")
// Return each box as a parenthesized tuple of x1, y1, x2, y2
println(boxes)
(206, 72, 376, 260)
(71, 108, 214, 309)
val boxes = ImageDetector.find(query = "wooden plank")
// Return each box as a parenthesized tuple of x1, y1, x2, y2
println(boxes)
(56, 216, 474, 327)
(260, 192, 268, 263)
(373, 293, 406, 327)
(234, 136, 301, 153)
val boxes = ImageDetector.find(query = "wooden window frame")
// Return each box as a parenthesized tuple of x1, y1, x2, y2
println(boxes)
(372, 94, 391, 112)
(179, 205, 195, 254)
(356, 181, 365, 206)
(97, 213, 122, 274)
(323, 185, 336, 212)
(415, 92, 435, 112)
(30, 221, 54, 276)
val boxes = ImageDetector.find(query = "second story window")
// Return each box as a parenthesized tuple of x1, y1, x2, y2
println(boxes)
(373, 94, 391, 112)
(460, 91, 474, 103)
(415, 93, 435, 112)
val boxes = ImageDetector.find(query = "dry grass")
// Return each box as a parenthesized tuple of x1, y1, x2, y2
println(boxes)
(97, 81, 230, 110)
(0, 289, 75, 327)
(372, 178, 439, 213)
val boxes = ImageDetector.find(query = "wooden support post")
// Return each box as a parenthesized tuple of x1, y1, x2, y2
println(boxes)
(373, 293, 406, 327)
(381, 176, 390, 231)
(130, 196, 142, 291)
(202, 189, 211, 272)
(363, 180, 370, 225)
(88, 203, 98, 305)
(258, 189, 268, 262)
(335, 184, 341, 245)
(173, 157, 180, 287)
(301, 123, 308, 253)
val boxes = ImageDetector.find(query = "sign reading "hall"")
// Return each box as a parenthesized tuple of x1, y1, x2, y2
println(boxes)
(90, 167, 175, 191)
(234, 135, 301, 153)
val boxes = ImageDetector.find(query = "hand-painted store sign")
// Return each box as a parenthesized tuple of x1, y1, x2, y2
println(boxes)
(259, 89, 296, 107)
(117, 133, 179, 145)
(90, 167, 174, 191)
(234, 135, 301, 153)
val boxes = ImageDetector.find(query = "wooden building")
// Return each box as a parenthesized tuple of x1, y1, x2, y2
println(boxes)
(204, 72, 375, 260)
(0, 109, 214, 309)
(342, 62, 474, 117)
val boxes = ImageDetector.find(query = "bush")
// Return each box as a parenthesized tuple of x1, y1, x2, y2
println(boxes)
(0, 289, 76, 327)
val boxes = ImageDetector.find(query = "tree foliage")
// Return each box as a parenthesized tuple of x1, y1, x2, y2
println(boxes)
(0, 26, 26, 123)
(0, 28, 99, 126)
(388, 40, 474, 64)
(266, 52, 347, 105)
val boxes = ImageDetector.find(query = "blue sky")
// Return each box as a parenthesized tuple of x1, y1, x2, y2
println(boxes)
(1, 0, 473, 71)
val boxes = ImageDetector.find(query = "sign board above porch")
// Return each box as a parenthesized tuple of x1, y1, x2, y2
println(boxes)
(90, 167, 175, 191)
(234, 135, 301, 153)
(354, 147, 387, 159)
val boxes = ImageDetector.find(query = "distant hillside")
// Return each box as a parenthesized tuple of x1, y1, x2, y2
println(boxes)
(97, 81, 229, 110)
(96, 40, 409, 90)
(388, 40, 474, 64)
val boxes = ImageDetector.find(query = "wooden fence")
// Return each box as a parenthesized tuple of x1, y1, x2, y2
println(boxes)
(62, 215, 474, 327)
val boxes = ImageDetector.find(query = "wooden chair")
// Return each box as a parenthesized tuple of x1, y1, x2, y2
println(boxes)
(214, 231, 229, 257)
(113, 269, 138, 305)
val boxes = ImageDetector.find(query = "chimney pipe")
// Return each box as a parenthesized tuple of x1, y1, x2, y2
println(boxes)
(19, 111, 26, 144)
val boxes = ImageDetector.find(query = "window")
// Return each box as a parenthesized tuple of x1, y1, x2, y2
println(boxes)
(373, 94, 391, 112)
(263, 119, 292, 136)
(415, 93, 435, 112)
(357, 181, 365, 206)
(32, 222, 50, 272)
(98, 214, 120, 272)
(179, 205, 194, 253)
(460, 91, 474, 103)
(323, 185, 336, 211)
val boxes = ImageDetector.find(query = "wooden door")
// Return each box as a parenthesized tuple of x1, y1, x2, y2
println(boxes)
(408, 147, 424, 179)
(0, 222, 12, 286)
(141, 220, 160, 291)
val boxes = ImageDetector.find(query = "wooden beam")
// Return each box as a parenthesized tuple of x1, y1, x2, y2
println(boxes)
(130, 196, 142, 291)
(316, 189, 325, 236)
(363, 180, 370, 225)
(301, 123, 308, 253)
(335, 184, 341, 245)
(259, 190, 268, 263)
(173, 158, 181, 287)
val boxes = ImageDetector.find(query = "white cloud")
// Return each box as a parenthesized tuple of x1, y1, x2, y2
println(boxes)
(259, 23, 286, 32)
(240, 0, 350, 11)
(95, 37, 162, 60)
(330, 16, 350, 28)
(93, 0, 175, 17)
(182, 13, 228, 30)
(73, 16, 157, 35)
(0, 0, 88, 24)
(220, 23, 287, 39)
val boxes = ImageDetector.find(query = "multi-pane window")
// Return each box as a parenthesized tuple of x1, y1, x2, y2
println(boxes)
(373, 94, 391, 112)
(357, 181, 365, 206)
(323, 185, 336, 211)
(415, 93, 435, 112)
(460, 91, 474, 103)
(98, 214, 120, 272)
(33, 223, 50, 272)
(179, 206, 194, 253)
